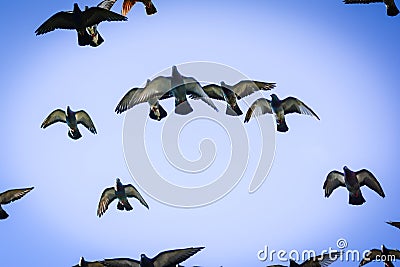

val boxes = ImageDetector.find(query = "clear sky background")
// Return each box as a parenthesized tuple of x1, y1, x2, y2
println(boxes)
(1, 0, 399, 266)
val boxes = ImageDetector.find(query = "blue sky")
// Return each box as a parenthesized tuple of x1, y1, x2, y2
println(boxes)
(1, 0, 399, 266)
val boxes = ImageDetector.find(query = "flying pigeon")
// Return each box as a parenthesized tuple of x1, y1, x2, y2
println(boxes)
(360, 245, 400, 267)
(41, 106, 97, 140)
(244, 94, 319, 132)
(202, 80, 276, 116)
(35, 3, 127, 46)
(387, 221, 400, 230)
(73, 257, 105, 267)
(268, 251, 341, 267)
(343, 0, 399, 16)
(115, 68, 218, 116)
(323, 166, 385, 205)
(0, 187, 34, 220)
(121, 0, 157, 16)
(101, 247, 204, 267)
(85, 0, 119, 47)
(97, 178, 149, 217)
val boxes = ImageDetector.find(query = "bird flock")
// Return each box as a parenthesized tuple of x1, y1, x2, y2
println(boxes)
(2, 0, 400, 266)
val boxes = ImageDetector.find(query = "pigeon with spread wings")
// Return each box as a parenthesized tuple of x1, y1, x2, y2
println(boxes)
(35, 3, 127, 46)
(102, 247, 204, 267)
(41, 106, 97, 140)
(323, 166, 385, 205)
(244, 94, 319, 132)
(343, 0, 399, 16)
(121, 0, 157, 16)
(202, 80, 276, 116)
(360, 245, 400, 267)
(0, 187, 34, 220)
(97, 178, 149, 217)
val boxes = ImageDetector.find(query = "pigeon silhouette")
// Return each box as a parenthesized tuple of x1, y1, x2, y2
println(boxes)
(343, 0, 399, 16)
(323, 166, 385, 205)
(97, 178, 149, 217)
(41, 106, 97, 140)
(0, 187, 34, 220)
(35, 3, 127, 46)
(244, 94, 319, 132)
(102, 247, 204, 267)
(360, 245, 400, 267)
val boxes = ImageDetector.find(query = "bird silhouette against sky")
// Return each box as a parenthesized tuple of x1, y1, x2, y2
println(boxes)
(342, 0, 399, 16)
(0, 187, 33, 220)
(121, 0, 157, 16)
(360, 245, 400, 267)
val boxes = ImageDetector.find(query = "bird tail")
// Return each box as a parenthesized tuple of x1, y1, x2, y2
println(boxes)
(276, 119, 289, 132)
(123, 201, 133, 211)
(149, 104, 168, 121)
(349, 192, 366, 205)
(0, 207, 9, 220)
(68, 130, 82, 140)
(226, 104, 243, 116)
(77, 31, 92, 46)
(175, 100, 193, 115)
(89, 32, 104, 47)
(387, 3, 399, 16)
(145, 1, 157, 15)
(117, 201, 124, 210)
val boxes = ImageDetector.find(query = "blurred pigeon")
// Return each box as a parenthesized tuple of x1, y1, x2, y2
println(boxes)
(343, 0, 399, 16)
(387, 221, 400, 230)
(244, 94, 319, 132)
(323, 166, 385, 205)
(121, 0, 157, 16)
(268, 251, 341, 267)
(85, 0, 119, 47)
(73, 257, 105, 267)
(102, 247, 204, 267)
(97, 178, 149, 217)
(35, 3, 127, 46)
(41, 106, 97, 140)
(0, 187, 33, 220)
(202, 80, 276, 116)
(360, 245, 400, 267)
(115, 68, 218, 116)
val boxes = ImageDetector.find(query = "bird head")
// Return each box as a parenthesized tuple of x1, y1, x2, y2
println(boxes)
(343, 166, 349, 171)
(270, 94, 279, 102)
(79, 257, 86, 266)
(73, 3, 81, 12)
(220, 81, 226, 86)
(116, 178, 121, 184)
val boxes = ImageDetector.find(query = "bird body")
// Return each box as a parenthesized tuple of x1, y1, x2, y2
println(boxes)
(41, 106, 97, 140)
(323, 166, 385, 205)
(0, 187, 34, 219)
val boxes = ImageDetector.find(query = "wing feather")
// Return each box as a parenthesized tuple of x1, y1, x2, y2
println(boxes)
(323, 171, 345, 198)
(83, 7, 127, 27)
(360, 249, 382, 266)
(35, 12, 76, 35)
(76, 110, 97, 134)
(102, 258, 140, 267)
(232, 80, 276, 99)
(97, 187, 117, 217)
(41, 109, 66, 129)
(0, 187, 34, 205)
(281, 97, 320, 120)
(124, 185, 149, 209)
(153, 247, 204, 267)
(244, 98, 272, 123)
(356, 169, 385, 197)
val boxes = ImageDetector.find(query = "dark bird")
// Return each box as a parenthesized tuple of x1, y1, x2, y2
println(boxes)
(85, 0, 119, 47)
(343, 0, 399, 16)
(41, 106, 97, 140)
(102, 247, 204, 267)
(73, 257, 105, 267)
(202, 80, 276, 116)
(35, 3, 127, 46)
(244, 94, 319, 132)
(115, 67, 218, 116)
(387, 221, 400, 230)
(323, 166, 385, 205)
(268, 251, 341, 267)
(360, 245, 400, 267)
(0, 187, 34, 220)
(97, 178, 149, 217)
(121, 0, 157, 16)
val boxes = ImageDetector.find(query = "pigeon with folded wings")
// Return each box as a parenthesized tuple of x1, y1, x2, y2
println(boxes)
(323, 166, 385, 205)
(41, 106, 97, 140)
(343, 0, 399, 16)
(244, 94, 319, 132)
(0, 187, 34, 220)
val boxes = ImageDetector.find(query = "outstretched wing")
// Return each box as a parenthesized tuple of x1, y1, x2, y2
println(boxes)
(153, 247, 205, 267)
(301, 251, 341, 267)
(0, 187, 34, 205)
(35, 12, 76, 35)
(201, 84, 225, 101)
(281, 97, 320, 120)
(232, 80, 276, 99)
(387, 221, 400, 230)
(122, 0, 138, 16)
(97, 187, 117, 217)
(183, 77, 218, 112)
(41, 109, 66, 129)
(102, 258, 140, 267)
(98, 0, 118, 10)
(124, 184, 149, 209)
(360, 249, 382, 266)
(244, 98, 272, 123)
(356, 169, 385, 198)
(323, 171, 345, 198)
(76, 110, 97, 134)
(83, 7, 127, 27)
